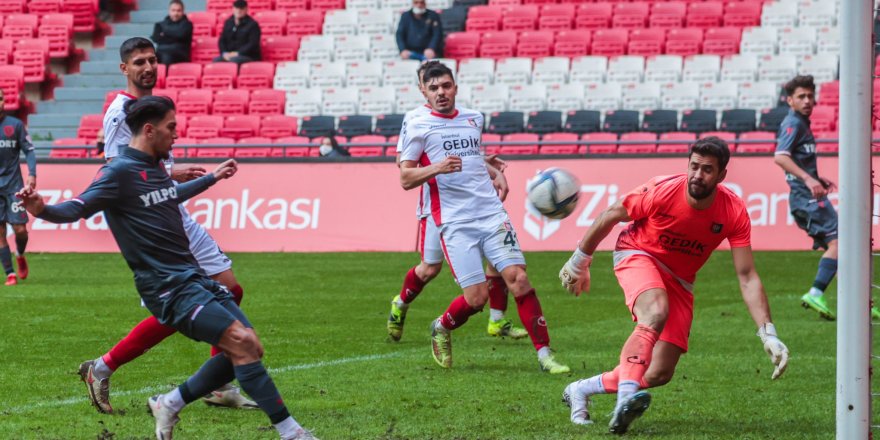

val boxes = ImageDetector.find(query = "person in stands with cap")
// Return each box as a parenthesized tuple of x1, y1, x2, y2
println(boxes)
(214, 0, 261, 64)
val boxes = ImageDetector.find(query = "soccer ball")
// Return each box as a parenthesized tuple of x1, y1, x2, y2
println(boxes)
(526, 168, 581, 219)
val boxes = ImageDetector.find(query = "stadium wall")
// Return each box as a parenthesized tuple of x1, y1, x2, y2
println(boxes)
(26, 156, 874, 252)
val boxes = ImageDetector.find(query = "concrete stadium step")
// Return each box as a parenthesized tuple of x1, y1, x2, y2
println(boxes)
(62, 73, 126, 88)
(129, 10, 170, 24)
(54, 87, 112, 102)
(36, 100, 104, 114)
(29, 113, 84, 127)
(87, 49, 121, 61)
(113, 23, 157, 37)
(79, 61, 124, 75)
(138, 0, 205, 11)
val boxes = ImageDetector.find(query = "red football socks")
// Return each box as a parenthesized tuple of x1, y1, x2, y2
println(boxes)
(514, 289, 550, 351)
(103, 316, 176, 371)
(399, 267, 428, 304)
(487, 276, 508, 311)
(439, 295, 480, 330)
(617, 324, 659, 387)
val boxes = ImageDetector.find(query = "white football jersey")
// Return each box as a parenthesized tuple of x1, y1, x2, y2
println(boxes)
(399, 107, 503, 225)
(398, 104, 433, 219)
(102, 92, 136, 159)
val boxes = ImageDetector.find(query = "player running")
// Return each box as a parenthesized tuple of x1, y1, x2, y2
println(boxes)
(558, 137, 789, 434)
(773, 75, 879, 320)
(0, 88, 35, 285)
(78, 37, 255, 414)
(398, 62, 569, 373)
(19, 96, 316, 440)
(388, 61, 527, 342)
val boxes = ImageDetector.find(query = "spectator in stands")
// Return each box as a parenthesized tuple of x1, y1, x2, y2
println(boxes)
(318, 136, 350, 158)
(214, 0, 262, 64)
(396, 0, 443, 61)
(95, 128, 105, 158)
(151, 0, 193, 65)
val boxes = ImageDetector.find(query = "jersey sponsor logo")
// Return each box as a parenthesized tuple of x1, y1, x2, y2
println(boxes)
(139, 186, 178, 207)
(0, 140, 18, 148)
(3, 126, 13, 137)
(711, 222, 723, 233)
(442, 136, 480, 151)
(658, 233, 706, 255)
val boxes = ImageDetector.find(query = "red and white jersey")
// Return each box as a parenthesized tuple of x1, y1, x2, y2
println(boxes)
(102, 91, 136, 159)
(398, 104, 433, 218)
(399, 107, 503, 226)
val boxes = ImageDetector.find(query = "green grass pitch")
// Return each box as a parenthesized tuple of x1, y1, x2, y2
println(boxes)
(0, 251, 870, 439)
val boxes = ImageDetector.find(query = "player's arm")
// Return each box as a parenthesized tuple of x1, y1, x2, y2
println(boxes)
(18, 166, 119, 222)
(19, 123, 36, 189)
(399, 157, 461, 190)
(774, 124, 827, 198)
(176, 159, 237, 201)
(170, 163, 208, 183)
(731, 245, 789, 380)
(486, 163, 509, 202)
(559, 200, 631, 296)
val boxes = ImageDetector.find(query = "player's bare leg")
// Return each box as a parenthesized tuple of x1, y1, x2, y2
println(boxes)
(801, 239, 839, 320)
(486, 264, 528, 339)
(11, 223, 27, 279)
(388, 261, 442, 341)
(430, 282, 489, 368)
(501, 264, 570, 373)
(0, 222, 17, 285)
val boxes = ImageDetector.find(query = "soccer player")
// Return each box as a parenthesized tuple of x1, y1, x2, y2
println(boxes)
(388, 61, 527, 342)
(773, 75, 877, 320)
(79, 37, 255, 414)
(558, 137, 790, 434)
(0, 88, 35, 285)
(398, 62, 569, 374)
(18, 96, 316, 440)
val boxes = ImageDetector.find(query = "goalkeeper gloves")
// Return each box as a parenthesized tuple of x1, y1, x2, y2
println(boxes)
(757, 322, 789, 380)
(559, 248, 592, 296)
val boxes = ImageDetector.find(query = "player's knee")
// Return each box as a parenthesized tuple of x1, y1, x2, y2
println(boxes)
(644, 368, 675, 387)
(506, 269, 532, 296)
(420, 262, 442, 281)
(222, 326, 261, 360)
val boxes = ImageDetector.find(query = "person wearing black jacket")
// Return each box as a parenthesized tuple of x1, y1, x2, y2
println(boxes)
(395, 0, 443, 61)
(214, 0, 261, 64)
(151, 0, 193, 65)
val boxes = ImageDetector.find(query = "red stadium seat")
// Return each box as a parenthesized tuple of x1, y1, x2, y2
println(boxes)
(286, 10, 323, 37)
(187, 115, 224, 139)
(516, 31, 553, 58)
(254, 11, 286, 36)
(813, 131, 838, 153)
(0, 39, 12, 64)
(657, 131, 696, 153)
(262, 36, 300, 63)
(348, 135, 386, 156)
(723, 1, 761, 27)
(155, 63, 167, 88)
(444, 32, 481, 60)
(39, 13, 74, 58)
(539, 132, 579, 154)
(205, 0, 228, 13)
(649, 2, 685, 29)
(193, 141, 235, 158)
(13, 38, 49, 83)
(699, 131, 737, 150)
(702, 27, 741, 56)
(261, 115, 298, 138)
(582, 132, 618, 154)
(191, 37, 220, 64)
(166, 63, 202, 89)
(482, 133, 502, 155)
(686, 1, 722, 29)
(737, 131, 775, 153)
(237, 62, 274, 90)
(480, 31, 517, 59)
(500, 133, 539, 154)
(249, 89, 285, 115)
(188, 12, 216, 37)
(76, 114, 103, 141)
(818, 81, 839, 107)
(466, 5, 503, 32)
(4, 14, 38, 40)
(213, 89, 249, 116)
(309, 0, 344, 12)
(49, 144, 88, 158)
(271, 136, 311, 157)
(62, 0, 96, 32)
(619, 132, 657, 154)
(553, 30, 590, 57)
(612, 2, 648, 29)
(151, 88, 178, 103)
(501, 5, 538, 31)
(222, 114, 261, 139)
(628, 28, 665, 56)
(574, 3, 612, 30)
(591, 29, 628, 57)
(177, 89, 213, 115)
(275, 0, 307, 11)
(201, 62, 238, 89)
(665, 28, 703, 56)
(538, 4, 573, 31)
(0, 65, 24, 110)
(0, 0, 25, 13)
(810, 106, 837, 132)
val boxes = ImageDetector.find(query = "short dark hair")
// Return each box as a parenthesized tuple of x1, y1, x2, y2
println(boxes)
(417, 60, 442, 84)
(119, 37, 155, 63)
(690, 136, 730, 170)
(784, 75, 815, 96)
(123, 96, 176, 136)
(421, 62, 454, 85)
(233, 0, 247, 8)
(169, 0, 184, 7)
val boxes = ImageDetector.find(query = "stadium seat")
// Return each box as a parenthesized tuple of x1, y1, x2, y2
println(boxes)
(358, 9, 394, 36)
(234, 138, 273, 158)
(737, 131, 775, 153)
(553, 30, 591, 58)
(703, 27, 742, 56)
(271, 136, 312, 157)
(583, 82, 621, 112)
(190, 36, 219, 63)
(719, 109, 757, 134)
(188, 11, 216, 37)
(0, 39, 12, 65)
(621, 82, 661, 112)
(799, 54, 838, 84)
(49, 146, 89, 159)
(603, 110, 639, 135)
(740, 27, 777, 56)
(285, 87, 322, 117)
(222, 115, 261, 140)
(700, 81, 738, 110)
(649, 2, 685, 29)
(813, 131, 838, 153)
(628, 28, 665, 56)
(287, 10, 324, 36)
(496, 57, 533, 85)
(299, 115, 336, 137)
(758, 106, 789, 132)
(737, 81, 777, 110)
(481, 133, 502, 155)
(685, 1, 722, 29)
(177, 89, 214, 115)
(818, 80, 839, 107)
(274, 61, 310, 90)
(29, 0, 62, 13)
(570, 55, 607, 83)
(358, 85, 395, 116)
(466, 5, 503, 32)
(532, 56, 569, 84)
(645, 55, 682, 83)
(445, 32, 481, 60)
(369, 34, 399, 61)
(538, 4, 574, 31)
(76, 114, 103, 141)
(39, 13, 74, 59)
(758, 54, 797, 83)
(244, 89, 283, 116)
(0, 65, 24, 111)
(334, 36, 370, 64)
(263, 36, 300, 63)
(500, 133, 539, 155)
(721, 54, 758, 83)
(564, 110, 601, 134)
(591, 29, 628, 57)
(724, 1, 761, 27)
(14, 38, 49, 83)
(682, 54, 720, 82)
(212, 89, 249, 116)
(439, 5, 468, 34)
(260, 115, 298, 138)
(539, 132, 579, 155)
(810, 106, 837, 133)
(575, 3, 612, 30)
(254, 10, 286, 36)
(275, 0, 307, 10)
(486, 111, 524, 135)
(187, 115, 225, 139)
(4, 14, 37, 40)
(657, 131, 696, 153)
(816, 26, 840, 55)
(337, 115, 373, 137)
(395, 85, 424, 112)
(778, 27, 816, 57)
(0, 0, 24, 13)
(699, 130, 737, 145)
(480, 31, 517, 59)
(322, 9, 358, 36)
(151, 88, 177, 102)
(525, 110, 562, 134)
(665, 28, 703, 56)
(470, 84, 509, 115)
(193, 139, 236, 158)
(612, 2, 648, 29)
(760, 1, 797, 29)
(63, 0, 97, 32)
(322, 87, 359, 117)
(641, 109, 678, 133)
(546, 83, 585, 113)
(201, 63, 237, 90)
(298, 35, 334, 63)
(582, 132, 618, 154)
(383, 60, 420, 87)
(680, 109, 717, 133)
(516, 31, 553, 58)
(800, 1, 836, 28)
(660, 81, 699, 111)
(166, 63, 202, 89)
(309, 62, 346, 88)
(619, 132, 657, 154)
(235, 63, 274, 90)
(502, 5, 538, 31)
(607, 56, 644, 83)
(374, 113, 405, 137)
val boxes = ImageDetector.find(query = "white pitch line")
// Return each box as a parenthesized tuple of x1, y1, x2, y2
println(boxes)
(7, 351, 406, 414)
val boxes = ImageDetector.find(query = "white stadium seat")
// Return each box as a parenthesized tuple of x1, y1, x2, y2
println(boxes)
(494, 57, 533, 85)
(298, 35, 335, 63)
(436, 58, 458, 75)
(273, 61, 311, 90)
(357, 9, 394, 35)
(508, 83, 546, 113)
(322, 87, 360, 116)
(737, 81, 778, 110)
(456, 84, 472, 108)
(621, 82, 661, 112)
(469, 84, 509, 115)
(699, 81, 738, 110)
(760, 1, 797, 28)
(682, 55, 720, 83)
(798, 54, 838, 84)
(323, 10, 359, 36)
(380, 0, 410, 12)
(395, 85, 425, 111)
(778, 27, 816, 56)
(606, 55, 644, 83)
(740, 27, 777, 56)
(285, 87, 323, 117)
(644, 55, 682, 83)
(334, 35, 371, 63)
(383, 60, 421, 87)
(720, 54, 758, 83)
(570, 56, 608, 83)
(347, 0, 378, 10)
(457, 58, 495, 85)
(583, 82, 621, 112)
(545, 83, 585, 113)
(758, 54, 797, 83)
(309, 62, 347, 88)
(816, 27, 840, 55)
(799, 1, 836, 27)
(358, 86, 396, 116)
(660, 81, 700, 111)
(531, 57, 570, 85)
(346, 60, 383, 87)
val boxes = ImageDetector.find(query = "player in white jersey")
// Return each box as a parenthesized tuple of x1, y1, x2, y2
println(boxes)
(386, 62, 527, 342)
(398, 62, 570, 373)
(77, 37, 256, 415)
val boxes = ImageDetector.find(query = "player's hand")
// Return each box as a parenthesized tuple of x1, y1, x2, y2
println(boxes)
(212, 159, 238, 180)
(400, 50, 412, 60)
(26, 175, 36, 190)
(436, 156, 462, 174)
(819, 177, 837, 192)
(559, 248, 592, 296)
(15, 187, 45, 216)
(757, 323, 789, 380)
(485, 154, 507, 173)
(171, 164, 207, 183)
(493, 170, 509, 202)
(804, 176, 828, 199)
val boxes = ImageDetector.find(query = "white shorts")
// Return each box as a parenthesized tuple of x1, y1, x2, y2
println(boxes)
(182, 205, 232, 276)
(439, 211, 526, 289)
(418, 216, 444, 265)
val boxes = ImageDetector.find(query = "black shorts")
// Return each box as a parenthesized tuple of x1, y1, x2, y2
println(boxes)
(0, 192, 27, 225)
(790, 194, 839, 250)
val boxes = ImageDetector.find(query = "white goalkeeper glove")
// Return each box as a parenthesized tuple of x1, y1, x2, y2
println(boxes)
(757, 322, 789, 380)
(559, 248, 592, 296)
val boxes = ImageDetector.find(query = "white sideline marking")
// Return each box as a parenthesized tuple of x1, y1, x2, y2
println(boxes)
(8, 351, 404, 414)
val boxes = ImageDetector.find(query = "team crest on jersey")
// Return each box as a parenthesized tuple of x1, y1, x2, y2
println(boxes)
(711, 222, 723, 233)
(786, 127, 793, 135)
(139, 170, 148, 181)
(3, 126, 13, 137)
(467, 118, 478, 128)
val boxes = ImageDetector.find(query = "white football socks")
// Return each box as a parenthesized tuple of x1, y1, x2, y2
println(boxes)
(275, 416, 304, 439)
(576, 375, 606, 396)
(616, 381, 639, 407)
(394, 295, 408, 309)
(537, 346, 552, 360)
(434, 319, 450, 333)
(808, 287, 824, 298)
(489, 308, 505, 322)
(162, 388, 186, 413)
(93, 357, 113, 380)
